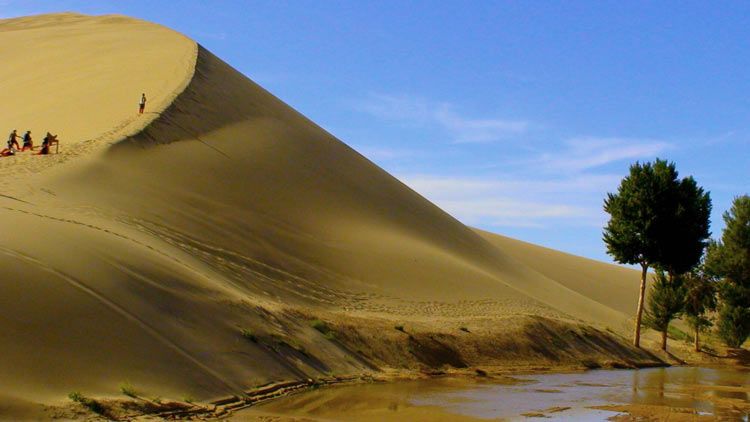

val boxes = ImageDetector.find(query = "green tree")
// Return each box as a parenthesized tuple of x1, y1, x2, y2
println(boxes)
(605, 159, 711, 348)
(644, 271, 685, 351)
(705, 196, 750, 349)
(604, 159, 680, 347)
(682, 268, 717, 352)
(716, 282, 750, 348)
(657, 177, 712, 278)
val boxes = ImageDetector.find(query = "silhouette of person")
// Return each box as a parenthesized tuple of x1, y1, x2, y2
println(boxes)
(37, 132, 58, 155)
(7, 130, 20, 150)
(21, 130, 33, 151)
(139, 93, 147, 114)
(1, 133, 18, 157)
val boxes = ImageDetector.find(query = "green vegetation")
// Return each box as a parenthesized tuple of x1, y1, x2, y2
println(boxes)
(119, 382, 138, 398)
(240, 328, 258, 343)
(644, 271, 686, 350)
(604, 159, 711, 348)
(667, 325, 692, 343)
(68, 391, 105, 415)
(706, 196, 750, 349)
(683, 268, 717, 351)
(709, 197, 750, 348)
(270, 334, 308, 356)
(310, 319, 336, 340)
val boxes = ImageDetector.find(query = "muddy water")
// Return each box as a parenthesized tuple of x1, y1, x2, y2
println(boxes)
(241, 367, 750, 421)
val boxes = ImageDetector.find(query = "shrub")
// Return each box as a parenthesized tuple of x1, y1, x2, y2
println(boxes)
(119, 382, 138, 398)
(311, 319, 335, 340)
(240, 328, 258, 343)
(68, 391, 105, 415)
(643, 271, 686, 350)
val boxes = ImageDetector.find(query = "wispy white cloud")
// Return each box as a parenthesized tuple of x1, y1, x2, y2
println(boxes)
(355, 93, 528, 143)
(404, 174, 620, 197)
(352, 94, 674, 230)
(438, 198, 593, 228)
(536, 137, 673, 172)
(400, 174, 607, 228)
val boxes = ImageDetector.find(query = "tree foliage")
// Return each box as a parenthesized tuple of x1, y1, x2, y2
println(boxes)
(683, 270, 716, 325)
(603, 159, 711, 348)
(716, 282, 750, 348)
(657, 177, 712, 276)
(705, 196, 750, 349)
(682, 267, 717, 351)
(644, 271, 685, 350)
(707, 196, 750, 349)
(603, 159, 679, 267)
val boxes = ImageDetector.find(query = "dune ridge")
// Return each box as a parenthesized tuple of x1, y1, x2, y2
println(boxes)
(0, 13, 658, 408)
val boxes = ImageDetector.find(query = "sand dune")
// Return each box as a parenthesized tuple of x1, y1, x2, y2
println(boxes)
(0, 13, 653, 407)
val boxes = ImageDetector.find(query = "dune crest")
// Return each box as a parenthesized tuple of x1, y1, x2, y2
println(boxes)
(0, 13, 655, 405)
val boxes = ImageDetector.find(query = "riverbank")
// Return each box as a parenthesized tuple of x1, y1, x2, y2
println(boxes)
(34, 335, 743, 421)
(238, 366, 750, 421)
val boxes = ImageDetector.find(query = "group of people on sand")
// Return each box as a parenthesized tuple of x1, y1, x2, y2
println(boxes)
(2, 93, 144, 158)
(1, 129, 58, 157)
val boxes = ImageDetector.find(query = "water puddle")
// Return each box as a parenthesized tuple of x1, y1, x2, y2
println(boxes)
(241, 367, 750, 420)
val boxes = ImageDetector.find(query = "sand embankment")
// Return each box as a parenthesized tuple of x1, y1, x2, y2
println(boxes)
(0, 13, 659, 412)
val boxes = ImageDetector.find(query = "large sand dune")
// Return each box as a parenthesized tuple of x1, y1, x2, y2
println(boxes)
(0, 13, 655, 406)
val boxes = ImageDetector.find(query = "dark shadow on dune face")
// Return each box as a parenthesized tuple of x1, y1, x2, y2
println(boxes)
(86, 42, 537, 303)
(407, 334, 468, 369)
(111, 45, 289, 150)
(468, 317, 661, 367)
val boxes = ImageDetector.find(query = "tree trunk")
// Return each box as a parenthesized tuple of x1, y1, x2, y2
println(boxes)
(694, 328, 700, 352)
(661, 329, 667, 351)
(633, 263, 649, 348)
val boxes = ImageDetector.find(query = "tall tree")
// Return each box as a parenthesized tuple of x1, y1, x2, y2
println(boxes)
(683, 267, 717, 352)
(644, 271, 685, 351)
(705, 196, 750, 349)
(604, 159, 680, 348)
(657, 176, 712, 279)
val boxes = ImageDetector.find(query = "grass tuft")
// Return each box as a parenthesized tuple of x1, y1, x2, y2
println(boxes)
(240, 328, 258, 343)
(119, 382, 138, 398)
(68, 391, 105, 415)
(311, 319, 336, 340)
(667, 325, 693, 343)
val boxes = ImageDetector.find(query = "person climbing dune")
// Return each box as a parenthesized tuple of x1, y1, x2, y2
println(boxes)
(21, 130, 33, 151)
(36, 132, 60, 155)
(1, 133, 18, 157)
(139, 92, 147, 114)
(36, 132, 58, 155)
(7, 129, 20, 150)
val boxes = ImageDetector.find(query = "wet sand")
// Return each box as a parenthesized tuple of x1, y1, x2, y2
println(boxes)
(239, 367, 750, 421)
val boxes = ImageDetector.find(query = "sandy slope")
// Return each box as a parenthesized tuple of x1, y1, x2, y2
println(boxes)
(0, 13, 653, 408)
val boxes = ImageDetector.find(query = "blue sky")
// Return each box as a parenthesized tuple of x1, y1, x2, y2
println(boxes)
(3, 1, 749, 263)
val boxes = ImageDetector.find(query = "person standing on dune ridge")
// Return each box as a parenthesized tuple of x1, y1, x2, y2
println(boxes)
(139, 93, 147, 114)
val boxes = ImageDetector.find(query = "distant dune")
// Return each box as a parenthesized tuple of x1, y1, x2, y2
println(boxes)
(0, 13, 657, 408)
